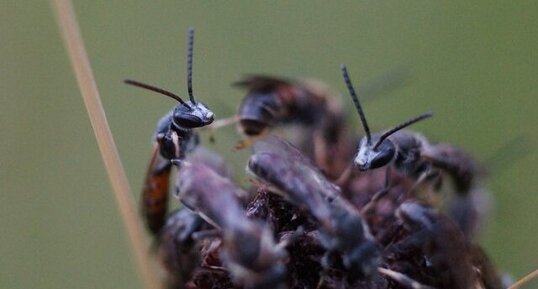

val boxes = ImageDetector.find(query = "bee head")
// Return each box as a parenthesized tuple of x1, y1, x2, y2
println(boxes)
(354, 135, 396, 170)
(172, 101, 214, 128)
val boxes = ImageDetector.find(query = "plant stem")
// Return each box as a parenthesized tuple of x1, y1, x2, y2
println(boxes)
(508, 268, 538, 289)
(50, 1, 161, 288)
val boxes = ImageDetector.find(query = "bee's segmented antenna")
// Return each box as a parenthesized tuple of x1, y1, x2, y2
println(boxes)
(373, 112, 433, 149)
(124, 79, 191, 109)
(341, 64, 372, 144)
(187, 27, 195, 104)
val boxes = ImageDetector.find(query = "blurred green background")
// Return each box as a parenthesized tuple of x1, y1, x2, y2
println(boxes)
(1, 1, 537, 288)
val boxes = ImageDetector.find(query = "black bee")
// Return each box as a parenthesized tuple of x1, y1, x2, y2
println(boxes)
(248, 137, 381, 278)
(175, 161, 287, 289)
(340, 64, 482, 197)
(234, 75, 334, 136)
(125, 27, 214, 235)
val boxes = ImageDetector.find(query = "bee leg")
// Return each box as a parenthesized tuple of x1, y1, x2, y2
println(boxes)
(275, 226, 304, 250)
(199, 115, 239, 143)
(204, 115, 239, 131)
(378, 267, 437, 289)
(334, 163, 354, 188)
(313, 130, 329, 172)
(234, 131, 268, 150)
(423, 170, 443, 205)
(201, 264, 228, 272)
(361, 167, 392, 214)
(427, 171, 443, 191)
(192, 229, 222, 241)
(405, 167, 439, 200)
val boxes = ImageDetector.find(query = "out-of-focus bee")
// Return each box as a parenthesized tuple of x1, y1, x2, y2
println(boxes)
(382, 201, 502, 289)
(340, 64, 484, 199)
(231, 74, 343, 153)
(156, 147, 232, 289)
(176, 161, 287, 289)
(248, 137, 381, 278)
(125, 27, 215, 235)
(157, 208, 204, 288)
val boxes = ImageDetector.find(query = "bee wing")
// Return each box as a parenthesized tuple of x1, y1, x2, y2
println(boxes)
(186, 146, 233, 179)
(248, 151, 333, 224)
(233, 74, 292, 91)
(249, 137, 342, 218)
(358, 65, 411, 104)
(176, 161, 247, 230)
(253, 136, 341, 196)
(252, 136, 318, 170)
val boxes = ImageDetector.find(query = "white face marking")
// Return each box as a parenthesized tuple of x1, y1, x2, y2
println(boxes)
(189, 102, 214, 123)
(355, 146, 369, 167)
(171, 131, 180, 159)
(206, 111, 214, 119)
(354, 138, 373, 169)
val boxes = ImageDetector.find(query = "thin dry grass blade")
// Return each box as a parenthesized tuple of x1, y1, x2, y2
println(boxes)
(50, 1, 161, 288)
(508, 268, 538, 289)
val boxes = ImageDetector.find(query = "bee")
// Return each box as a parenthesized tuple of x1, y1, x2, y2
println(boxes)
(384, 201, 502, 289)
(157, 147, 233, 289)
(340, 64, 483, 199)
(226, 74, 342, 153)
(125, 27, 215, 235)
(248, 137, 381, 278)
(175, 161, 287, 289)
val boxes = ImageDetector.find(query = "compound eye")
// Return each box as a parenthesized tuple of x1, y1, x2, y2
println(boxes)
(369, 142, 395, 169)
(176, 114, 203, 128)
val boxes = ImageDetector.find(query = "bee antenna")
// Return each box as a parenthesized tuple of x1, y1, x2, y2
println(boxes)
(124, 79, 191, 109)
(186, 27, 195, 104)
(341, 64, 371, 143)
(374, 112, 433, 149)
